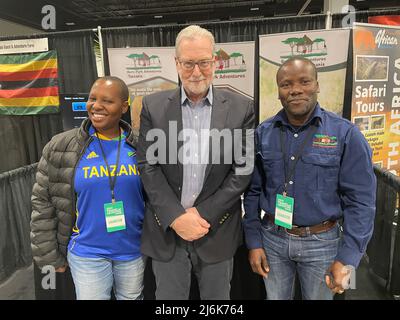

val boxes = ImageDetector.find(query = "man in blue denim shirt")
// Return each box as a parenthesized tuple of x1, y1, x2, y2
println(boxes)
(243, 57, 376, 300)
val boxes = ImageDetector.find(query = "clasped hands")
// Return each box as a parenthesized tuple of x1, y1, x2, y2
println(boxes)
(170, 207, 210, 241)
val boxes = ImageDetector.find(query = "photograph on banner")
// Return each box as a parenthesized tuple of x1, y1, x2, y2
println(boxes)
(108, 47, 178, 131)
(259, 28, 350, 122)
(213, 41, 255, 100)
(0, 50, 59, 116)
(351, 23, 400, 176)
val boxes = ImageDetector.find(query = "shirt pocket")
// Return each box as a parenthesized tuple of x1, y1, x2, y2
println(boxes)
(259, 149, 284, 189)
(301, 153, 340, 191)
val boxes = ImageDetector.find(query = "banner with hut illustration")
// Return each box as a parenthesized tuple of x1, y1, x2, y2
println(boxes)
(351, 23, 400, 176)
(213, 41, 255, 100)
(259, 28, 350, 122)
(108, 47, 178, 131)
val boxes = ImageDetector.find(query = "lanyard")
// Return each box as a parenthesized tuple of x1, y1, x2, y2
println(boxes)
(95, 130, 122, 203)
(279, 119, 319, 195)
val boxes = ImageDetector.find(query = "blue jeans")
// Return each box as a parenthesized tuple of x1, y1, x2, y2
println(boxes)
(261, 220, 341, 300)
(67, 251, 145, 300)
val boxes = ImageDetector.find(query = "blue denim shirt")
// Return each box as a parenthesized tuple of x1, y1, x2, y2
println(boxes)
(243, 104, 376, 267)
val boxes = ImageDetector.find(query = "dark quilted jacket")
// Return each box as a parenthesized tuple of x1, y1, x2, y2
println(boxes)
(30, 118, 137, 269)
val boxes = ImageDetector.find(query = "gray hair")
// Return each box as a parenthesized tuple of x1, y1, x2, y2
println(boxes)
(175, 25, 215, 57)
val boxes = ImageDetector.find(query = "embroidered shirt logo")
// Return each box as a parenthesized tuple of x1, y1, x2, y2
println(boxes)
(313, 134, 338, 148)
(128, 151, 136, 157)
(86, 151, 99, 159)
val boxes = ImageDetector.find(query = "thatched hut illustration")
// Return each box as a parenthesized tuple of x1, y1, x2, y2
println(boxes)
(230, 52, 245, 66)
(138, 53, 150, 66)
(281, 35, 327, 56)
(127, 52, 152, 67)
(296, 35, 314, 54)
(149, 55, 161, 65)
(313, 38, 326, 49)
(216, 49, 230, 70)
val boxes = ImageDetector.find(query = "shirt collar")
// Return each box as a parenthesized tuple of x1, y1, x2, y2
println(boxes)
(273, 103, 323, 128)
(181, 85, 213, 107)
(89, 124, 125, 141)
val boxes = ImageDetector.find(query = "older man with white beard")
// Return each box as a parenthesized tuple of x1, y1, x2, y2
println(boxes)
(137, 25, 255, 300)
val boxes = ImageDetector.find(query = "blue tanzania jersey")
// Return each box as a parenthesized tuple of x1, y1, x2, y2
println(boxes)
(68, 125, 144, 260)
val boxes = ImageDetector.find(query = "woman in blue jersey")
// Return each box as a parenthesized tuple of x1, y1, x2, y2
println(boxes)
(31, 76, 145, 300)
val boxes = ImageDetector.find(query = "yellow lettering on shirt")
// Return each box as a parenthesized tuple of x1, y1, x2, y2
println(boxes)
(118, 165, 128, 176)
(110, 165, 116, 176)
(128, 164, 138, 175)
(84, 164, 139, 178)
(100, 165, 109, 177)
(89, 166, 99, 178)
(82, 166, 90, 179)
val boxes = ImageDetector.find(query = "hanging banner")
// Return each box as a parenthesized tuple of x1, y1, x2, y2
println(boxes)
(351, 23, 400, 176)
(368, 16, 400, 26)
(0, 38, 48, 55)
(213, 41, 255, 100)
(0, 50, 59, 115)
(108, 47, 178, 131)
(259, 28, 350, 122)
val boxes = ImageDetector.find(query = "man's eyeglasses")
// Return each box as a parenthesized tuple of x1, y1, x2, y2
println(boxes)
(178, 59, 215, 71)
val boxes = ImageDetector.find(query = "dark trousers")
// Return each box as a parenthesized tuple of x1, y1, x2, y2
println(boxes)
(152, 237, 233, 300)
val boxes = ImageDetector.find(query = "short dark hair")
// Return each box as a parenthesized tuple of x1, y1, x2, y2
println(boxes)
(276, 56, 318, 81)
(94, 76, 129, 101)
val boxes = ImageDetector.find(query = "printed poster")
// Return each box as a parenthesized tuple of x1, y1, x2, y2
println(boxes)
(108, 47, 178, 131)
(213, 41, 255, 99)
(259, 28, 350, 122)
(351, 23, 400, 176)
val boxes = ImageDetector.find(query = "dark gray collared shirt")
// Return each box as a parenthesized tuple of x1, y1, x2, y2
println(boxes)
(180, 86, 213, 209)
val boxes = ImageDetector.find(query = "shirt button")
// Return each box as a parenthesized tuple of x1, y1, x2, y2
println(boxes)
(195, 153, 198, 157)
(192, 194, 196, 198)
(294, 133, 298, 138)
(195, 116, 198, 120)
(194, 174, 197, 178)
(289, 181, 294, 185)
(290, 156, 295, 161)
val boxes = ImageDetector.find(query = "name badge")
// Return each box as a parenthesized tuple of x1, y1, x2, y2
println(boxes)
(104, 201, 126, 232)
(275, 194, 294, 229)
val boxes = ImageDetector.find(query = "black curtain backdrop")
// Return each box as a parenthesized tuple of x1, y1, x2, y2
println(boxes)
(102, 14, 326, 124)
(368, 167, 400, 296)
(102, 14, 326, 74)
(0, 30, 98, 174)
(0, 163, 37, 282)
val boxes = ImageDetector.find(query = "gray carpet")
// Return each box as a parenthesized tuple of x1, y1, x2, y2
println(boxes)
(0, 264, 35, 300)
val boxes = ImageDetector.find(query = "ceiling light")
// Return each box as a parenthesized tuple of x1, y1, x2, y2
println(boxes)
(250, 7, 259, 11)
(65, 22, 75, 25)
(154, 15, 163, 19)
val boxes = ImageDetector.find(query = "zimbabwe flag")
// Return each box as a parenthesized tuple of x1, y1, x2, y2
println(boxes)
(0, 50, 59, 115)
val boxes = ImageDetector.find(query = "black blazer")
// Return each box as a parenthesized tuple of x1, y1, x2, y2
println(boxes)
(137, 87, 255, 263)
